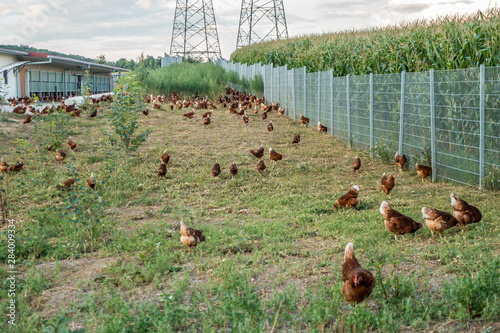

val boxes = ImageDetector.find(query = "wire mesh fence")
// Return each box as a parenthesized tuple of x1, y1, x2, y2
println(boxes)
(217, 59, 500, 189)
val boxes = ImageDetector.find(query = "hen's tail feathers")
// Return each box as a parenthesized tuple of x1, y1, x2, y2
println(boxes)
(450, 193, 458, 207)
(379, 201, 390, 215)
(421, 207, 431, 219)
(344, 242, 354, 260)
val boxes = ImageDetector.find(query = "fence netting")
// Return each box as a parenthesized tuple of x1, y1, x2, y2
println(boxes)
(217, 60, 500, 189)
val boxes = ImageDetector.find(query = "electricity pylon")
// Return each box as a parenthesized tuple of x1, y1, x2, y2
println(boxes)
(236, 0, 288, 49)
(170, 0, 222, 62)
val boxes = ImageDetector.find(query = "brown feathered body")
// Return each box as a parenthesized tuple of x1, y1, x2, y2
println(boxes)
(67, 137, 78, 150)
(242, 113, 249, 124)
(380, 173, 396, 195)
(0, 158, 9, 172)
(292, 134, 300, 145)
(267, 121, 273, 132)
(250, 145, 264, 159)
(212, 162, 221, 177)
(318, 121, 327, 132)
(342, 243, 376, 305)
(261, 111, 267, 120)
(334, 185, 360, 209)
(416, 163, 432, 181)
(23, 114, 32, 124)
(180, 220, 205, 254)
(256, 160, 266, 174)
(56, 149, 67, 162)
(183, 110, 195, 119)
(300, 114, 309, 125)
(421, 207, 459, 238)
(87, 173, 96, 189)
(269, 147, 283, 162)
(230, 162, 238, 178)
(203, 116, 211, 126)
(7, 159, 24, 173)
(380, 201, 422, 239)
(353, 156, 361, 173)
(158, 160, 167, 177)
(450, 193, 482, 227)
(162, 150, 171, 165)
(56, 177, 75, 191)
(395, 152, 407, 170)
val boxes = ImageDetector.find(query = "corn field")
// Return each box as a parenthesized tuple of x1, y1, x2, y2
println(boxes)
(217, 59, 500, 190)
(230, 9, 500, 76)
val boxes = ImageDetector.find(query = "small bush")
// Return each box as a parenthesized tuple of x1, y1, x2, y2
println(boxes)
(484, 165, 500, 191)
(371, 142, 391, 162)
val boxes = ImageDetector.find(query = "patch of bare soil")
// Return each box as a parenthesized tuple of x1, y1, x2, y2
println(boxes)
(26, 257, 118, 318)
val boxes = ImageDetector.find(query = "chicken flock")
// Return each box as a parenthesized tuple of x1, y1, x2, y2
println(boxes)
(2, 87, 485, 307)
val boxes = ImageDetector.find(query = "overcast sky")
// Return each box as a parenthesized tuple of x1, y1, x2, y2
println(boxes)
(0, 0, 495, 62)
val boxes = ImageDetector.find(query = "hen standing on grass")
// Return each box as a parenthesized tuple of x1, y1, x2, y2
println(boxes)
(212, 161, 221, 177)
(380, 201, 422, 240)
(56, 150, 67, 163)
(230, 162, 238, 179)
(67, 136, 78, 150)
(179, 220, 205, 254)
(0, 158, 8, 173)
(380, 173, 396, 195)
(395, 152, 406, 170)
(269, 147, 283, 165)
(158, 160, 167, 177)
(333, 185, 360, 210)
(292, 134, 300, 146)
(353, 156, 361, 173)
(300, 114, 309, 126)
(421, 207, 459, 238)
(162, 150, 171, 165)
(416, 163, 432, 182)
(250, 145, 264, 159)
(256, 160, 266, 174)
(267, 120, 273, 132)
(450, 193, 482, 227)
(87, 172, 96, 189)
(342, 242, 375, 305)
(318, 121, 327, 133)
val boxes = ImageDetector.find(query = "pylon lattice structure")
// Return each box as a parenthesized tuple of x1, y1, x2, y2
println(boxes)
(170, 0, 222, 62)
(236, 0, 288, 49)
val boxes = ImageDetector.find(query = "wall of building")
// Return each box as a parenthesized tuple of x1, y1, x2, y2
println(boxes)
(0, 53, 20, 99)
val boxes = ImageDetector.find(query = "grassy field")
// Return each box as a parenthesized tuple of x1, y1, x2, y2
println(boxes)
(0, 95, 499, 332)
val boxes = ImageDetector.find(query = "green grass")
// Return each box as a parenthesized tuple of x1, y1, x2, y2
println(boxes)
(145, 62, 227, 99)
(0, 96, 499, 332)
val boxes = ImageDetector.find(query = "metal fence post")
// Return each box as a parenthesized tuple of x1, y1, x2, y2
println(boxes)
(369, 73, 374, 158)
(317, 71, 321, 125)
(330, 69, 334, 137)
(304, 66, 307, 120)
(399, 71, 406, 156)
(292, 68, 296, 120)
(285, 64, 288, 114)
(430, 69, 436, 182)
(278, 66, 281, 104)
(479, 64, 485, 189)
(270, 65, 273, 102)
(346, 74, 351, 147)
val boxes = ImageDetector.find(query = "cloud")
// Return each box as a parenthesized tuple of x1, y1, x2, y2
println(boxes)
(135, 0, 151, 10)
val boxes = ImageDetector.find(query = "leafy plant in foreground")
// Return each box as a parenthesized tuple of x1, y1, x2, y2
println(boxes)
(107, 73, 150, 153)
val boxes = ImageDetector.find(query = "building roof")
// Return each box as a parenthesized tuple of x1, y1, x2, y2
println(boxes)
(0, 47, 129, 72)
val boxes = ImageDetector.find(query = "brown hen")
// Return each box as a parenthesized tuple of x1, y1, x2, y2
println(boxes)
(180, 220, 205, 254)
(380, 201, 422, 240)
(342, 242, 375, 305)
(334, 185, 360, 210)
(421, 207, 459, 238)
(450, 193, 482, 227)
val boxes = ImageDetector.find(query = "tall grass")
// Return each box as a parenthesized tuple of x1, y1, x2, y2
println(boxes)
(146, 62, 227, 99)
(231, 9, 500, 75)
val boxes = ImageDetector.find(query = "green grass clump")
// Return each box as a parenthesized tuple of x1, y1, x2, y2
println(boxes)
(145, 62, 227, 99)
(231, 9, 500, 75)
